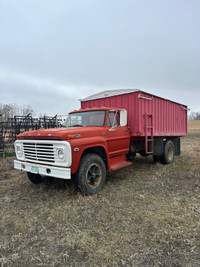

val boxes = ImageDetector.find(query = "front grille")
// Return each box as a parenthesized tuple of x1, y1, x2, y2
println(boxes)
(23, 142, 55, 164)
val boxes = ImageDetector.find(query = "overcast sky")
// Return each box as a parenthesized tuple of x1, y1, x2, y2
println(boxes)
(0, 0, 199, 116)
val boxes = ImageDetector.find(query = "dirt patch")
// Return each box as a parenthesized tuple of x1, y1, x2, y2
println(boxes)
(0, 128, 200, 266)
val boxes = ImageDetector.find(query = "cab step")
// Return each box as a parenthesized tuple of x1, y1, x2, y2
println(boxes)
(111, 161, 132, 171)
(110, 155, 132, 171)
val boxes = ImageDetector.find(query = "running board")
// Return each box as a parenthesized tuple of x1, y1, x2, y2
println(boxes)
(110, 155, 132, 171)
(111, 161, 132, 171)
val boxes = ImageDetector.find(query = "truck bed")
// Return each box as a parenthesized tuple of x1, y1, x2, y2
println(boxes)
(81, 89, 187, 137)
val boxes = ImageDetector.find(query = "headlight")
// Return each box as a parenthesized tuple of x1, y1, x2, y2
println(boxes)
(58, 149, 64, 160)
(16, 145, 23, 157)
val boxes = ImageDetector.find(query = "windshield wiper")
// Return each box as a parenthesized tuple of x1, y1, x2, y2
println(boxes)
(71, 124, 85, 127)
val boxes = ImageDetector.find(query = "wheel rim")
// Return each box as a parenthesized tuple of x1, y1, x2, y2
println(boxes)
(86, 163, 102, 189)
(168, 145, 174, 161)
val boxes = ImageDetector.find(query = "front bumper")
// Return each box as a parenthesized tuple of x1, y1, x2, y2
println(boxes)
(14, 160, 71, 179)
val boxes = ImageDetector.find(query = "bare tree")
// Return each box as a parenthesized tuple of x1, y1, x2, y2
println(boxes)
(189, 112, 200, 120)
(0, 103, 36, 120)
(0, 104, 14, 120)
(21, 104, 35, 116)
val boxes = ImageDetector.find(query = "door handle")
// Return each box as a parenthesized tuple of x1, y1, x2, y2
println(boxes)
(123, 128, 129, 131)
(109, 128, 116, 131)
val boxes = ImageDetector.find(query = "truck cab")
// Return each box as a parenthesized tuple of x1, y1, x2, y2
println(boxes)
(14, 107, 132, 195)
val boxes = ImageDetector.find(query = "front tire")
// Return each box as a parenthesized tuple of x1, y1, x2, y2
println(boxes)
(27, 172, 43, 184)
(77, 153, 106, 195)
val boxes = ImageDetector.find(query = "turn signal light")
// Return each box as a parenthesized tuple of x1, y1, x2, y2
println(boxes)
(67, 134, 81, 140)
(67, 135, 75, 140)
(136, 132, 143, 136)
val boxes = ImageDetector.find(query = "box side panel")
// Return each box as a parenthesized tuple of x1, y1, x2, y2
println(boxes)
(137, 92, 187, 137)
(158, 97, 187, 136)
(81, 92, 187, 137)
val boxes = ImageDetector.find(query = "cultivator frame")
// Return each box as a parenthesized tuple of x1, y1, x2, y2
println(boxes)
(0, 114, 64, 157)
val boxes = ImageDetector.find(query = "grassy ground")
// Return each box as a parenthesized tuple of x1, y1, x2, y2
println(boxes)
(0, 121, 200, 266)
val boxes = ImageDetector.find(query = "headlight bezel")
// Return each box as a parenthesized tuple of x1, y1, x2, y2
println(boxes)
(16, 145, 22, 155)
(14, 142, 24, 160)
(55, 146, 67, 162)
(57, 148, 64, 160)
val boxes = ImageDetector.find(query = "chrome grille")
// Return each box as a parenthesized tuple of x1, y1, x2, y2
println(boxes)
(23, 142, 55, 164)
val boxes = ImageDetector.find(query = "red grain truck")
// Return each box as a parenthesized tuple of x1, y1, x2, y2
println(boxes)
(14, 89, 188, 195)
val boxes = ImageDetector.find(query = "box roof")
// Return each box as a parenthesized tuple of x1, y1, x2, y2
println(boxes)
(81, 89, 140, 102)
(80, 89, 187, 108)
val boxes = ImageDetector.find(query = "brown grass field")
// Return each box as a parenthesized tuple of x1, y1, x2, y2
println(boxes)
(0, 121, 200, 266)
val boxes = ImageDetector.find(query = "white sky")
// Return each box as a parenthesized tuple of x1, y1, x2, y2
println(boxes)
(0, 0, 199, 116)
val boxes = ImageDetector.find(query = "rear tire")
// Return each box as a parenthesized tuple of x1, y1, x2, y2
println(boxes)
(27, 172, 43, 184)
(161, 140, 175, 164)
(76, 153, 106, 195)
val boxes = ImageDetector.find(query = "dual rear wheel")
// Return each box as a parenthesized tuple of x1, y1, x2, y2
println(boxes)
(153, 140, 175, 164)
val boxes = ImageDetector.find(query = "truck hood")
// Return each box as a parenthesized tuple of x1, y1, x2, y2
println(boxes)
(17, 127, 104, 140)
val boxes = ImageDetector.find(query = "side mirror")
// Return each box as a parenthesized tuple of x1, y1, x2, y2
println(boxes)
(120, 109, 127, 126)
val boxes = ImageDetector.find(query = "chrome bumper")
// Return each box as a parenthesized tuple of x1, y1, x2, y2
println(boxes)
(14, 160, 71, 179)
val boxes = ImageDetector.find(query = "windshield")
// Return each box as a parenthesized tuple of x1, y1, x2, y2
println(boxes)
(65, 110, 106, 127)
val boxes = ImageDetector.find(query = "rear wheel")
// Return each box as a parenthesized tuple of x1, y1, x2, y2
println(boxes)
(161, 140, 175, 164)
(77, 153, 106, 195)
(27, 172, 43, 184)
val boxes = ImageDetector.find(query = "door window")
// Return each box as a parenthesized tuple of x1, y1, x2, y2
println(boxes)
(107, 111, 120, 127)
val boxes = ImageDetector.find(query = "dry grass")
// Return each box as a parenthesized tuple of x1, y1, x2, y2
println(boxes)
(0, 124, 200, 266)
(188, 120, 200, 131)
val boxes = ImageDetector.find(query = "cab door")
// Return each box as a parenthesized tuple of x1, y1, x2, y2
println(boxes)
(105, 111, 130, 157)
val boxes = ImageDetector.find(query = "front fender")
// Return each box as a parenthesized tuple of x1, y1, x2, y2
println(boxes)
(70, 136, 109, 174)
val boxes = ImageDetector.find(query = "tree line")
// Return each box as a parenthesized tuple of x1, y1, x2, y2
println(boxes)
(189, 112, 200, 120)
(0, 103, 35, 121)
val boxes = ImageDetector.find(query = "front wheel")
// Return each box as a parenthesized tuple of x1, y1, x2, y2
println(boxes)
(27, 172, 43, 184)
(76, 153, 106, 195)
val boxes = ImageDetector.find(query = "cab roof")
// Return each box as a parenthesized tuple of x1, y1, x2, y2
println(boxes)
(69, 107, 122, 114)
